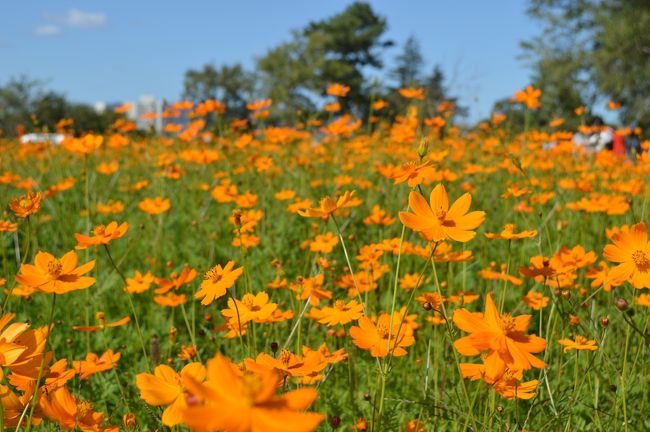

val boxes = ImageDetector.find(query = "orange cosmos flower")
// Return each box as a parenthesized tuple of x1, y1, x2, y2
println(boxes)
(154, 267, 197, 294)
(15, 251, 95, 294)
(245, 349, 327, 379)
(399, 183, 486, 242)
(349, 312, 415, 357)
(603, 222, 650, 289)
(324, 102, 341, 112)
(154, 292, 187, 307)
(125, 271, 154, 293)
(399, 87, 425, 100)
(44, 178, 75, 198)
(222, 292, 277, 324)
(485, 224, 537, 240)
(74, 221, 129, 249)
(298, 190, 359, 219)
(558, 335, 598, 352)
(522, 291, 549, 310)
(307, 232, 339, 253)
(353, 418, 369, 431)
(478, 266, 523, 286)
(138, 197, 171, 215)
(136, 362, 206, 426)
(287, 198, 313, 214)
(390, 161, 436, 187)
(453, 294, 546, 380)
(246, 98, 272, 111)
(0, 220, 18, 232)
(73, 349, 121, 379)
(326, 83, 350, 97)
(373, 99, 388, 110)
(311, 299, 364, 326)
(96, 161, 119, 175)
(607, 100, 621, 110)
(462, 365, 539, 400)
(62, 134, 103, 154)
(513, 85, 541, 109)
(0, 314, 39, 369)
(635, 294, 650, 307)
(363, 205, 395, 226)
(72, 312, 130, 332)
(586, 261, 624, 292)
(1, 386, 42, 428)
(9, 191, 42, 218)
(180, 354, 324, 432)
(575, 106, 585, 116)
(40, 387, 114, 431)
(195, 261, 243, 305)
(274, 189, 296, 201)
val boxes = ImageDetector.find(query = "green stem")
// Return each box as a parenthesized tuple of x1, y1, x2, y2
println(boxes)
(24, 293, 56, 432)
(103, 245, 150, 368)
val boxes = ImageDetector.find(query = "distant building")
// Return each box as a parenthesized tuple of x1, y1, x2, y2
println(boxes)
(94, 95, 164, 133)
(127, 95, 163, 133)
(20, 133, 65, 145)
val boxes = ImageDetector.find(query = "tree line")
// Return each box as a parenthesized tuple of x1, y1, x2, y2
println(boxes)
(1, 0, 648, 136)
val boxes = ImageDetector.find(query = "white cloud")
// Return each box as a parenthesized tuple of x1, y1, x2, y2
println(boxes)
(63, 9, 107, 28)
(34, 25, 62, 36)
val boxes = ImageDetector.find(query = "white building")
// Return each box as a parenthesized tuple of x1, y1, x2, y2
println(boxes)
(126, 95, 163, 133)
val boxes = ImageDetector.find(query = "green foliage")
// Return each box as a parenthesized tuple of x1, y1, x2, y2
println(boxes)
(0, 76, 118, 137)
(522, 0, 650, 129)
(182, 63, 256, 119)
(386, 36, 465, 119)
(256, 1, 391, 120)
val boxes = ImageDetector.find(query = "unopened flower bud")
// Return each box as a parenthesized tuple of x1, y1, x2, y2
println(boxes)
(123, 413, 136, 429)
(615, 298, 628, 311)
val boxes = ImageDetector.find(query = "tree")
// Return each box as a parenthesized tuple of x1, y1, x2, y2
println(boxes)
(386, 36, 465, 118)
(182, 63, 256, 119)
(256, 31, 323, 121)
(522, 0, 650, 129)
(0, 76, 117, 137)
(0, 76, 42, 136)
(256, 1, 392, 120)
(391, 35, 424, 89)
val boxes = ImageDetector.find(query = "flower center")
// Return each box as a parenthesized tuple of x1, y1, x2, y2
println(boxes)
(376, 324, 389, 339)
(204, 268, 223, 283)
(280, 349, 292, 365)
(499, 314, 516, 334)
(241, 373, 264, 404)
(77, 401, 93, 419)
(19, 198, 31, 208)
(241, 294, 260, 311)
(632, 250, 650, 271)
(94, 225, 107, 236)
(334, 300, 346, 310)
(47, 259, 63, 277)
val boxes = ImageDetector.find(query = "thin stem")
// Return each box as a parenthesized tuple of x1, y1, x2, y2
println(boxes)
(24, 293, 56, 432)
(331, 215, 365, 314)
(103, 245, 150, 367)
(180, 303, 202, 363)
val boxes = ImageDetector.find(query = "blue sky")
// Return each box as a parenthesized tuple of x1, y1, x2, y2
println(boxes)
(0, 1, 542, 121)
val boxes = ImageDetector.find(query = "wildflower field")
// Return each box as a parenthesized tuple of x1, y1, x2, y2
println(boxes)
(1, 89, 649, 431)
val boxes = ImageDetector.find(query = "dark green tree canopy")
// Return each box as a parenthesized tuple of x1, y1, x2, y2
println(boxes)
(182, 63, 255, 119)
(521, 0, 650, 129)
(256, 1, 391, 120)
(0, 76, 117, 137)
